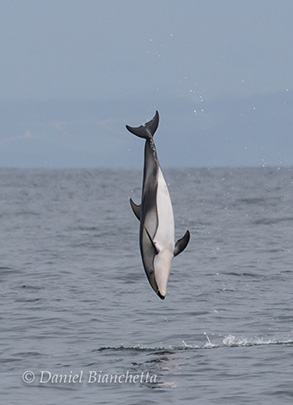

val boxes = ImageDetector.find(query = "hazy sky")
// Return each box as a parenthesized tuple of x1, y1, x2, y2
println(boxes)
(1, 0, 293, 167)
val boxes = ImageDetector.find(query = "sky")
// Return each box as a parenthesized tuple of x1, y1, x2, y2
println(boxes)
(0, 0, 293, 168)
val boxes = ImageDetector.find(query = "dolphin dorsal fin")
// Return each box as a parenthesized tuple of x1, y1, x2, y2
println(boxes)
(174, 230, 190, 257)
(130, 198, 141, 221)
(126, 111, 159, 139)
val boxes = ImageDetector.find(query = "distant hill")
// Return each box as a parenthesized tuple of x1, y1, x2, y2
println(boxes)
(0, 91, 292, 167)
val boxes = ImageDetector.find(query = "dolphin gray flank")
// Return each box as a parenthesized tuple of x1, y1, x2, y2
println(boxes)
(126, 110, 190, 299)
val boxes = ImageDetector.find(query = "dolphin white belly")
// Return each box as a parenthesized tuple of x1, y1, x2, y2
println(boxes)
(154, 167, 174, 252)
(153, 168, 175, 297)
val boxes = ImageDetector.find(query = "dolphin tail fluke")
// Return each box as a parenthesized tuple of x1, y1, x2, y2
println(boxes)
(126, 110, 159, 139)
(174, 230, 190, 257)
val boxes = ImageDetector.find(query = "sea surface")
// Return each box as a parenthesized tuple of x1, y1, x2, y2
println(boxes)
(1, 167, 293, 404)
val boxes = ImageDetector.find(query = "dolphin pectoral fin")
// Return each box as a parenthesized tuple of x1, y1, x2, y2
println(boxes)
(144, 226, 159, 255)
(174, 230, 190, 257)
(130, 198, 141, 221)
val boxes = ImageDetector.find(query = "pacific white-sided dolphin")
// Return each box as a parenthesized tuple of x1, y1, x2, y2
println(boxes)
(126, 111, 190, 299)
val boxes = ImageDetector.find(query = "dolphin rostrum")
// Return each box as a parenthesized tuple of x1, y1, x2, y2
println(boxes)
(126, 111, 190, 299)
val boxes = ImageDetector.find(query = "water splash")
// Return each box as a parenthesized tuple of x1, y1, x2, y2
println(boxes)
(222, 334, 293, 347)
(203, 332, 215, 348)
(96, 335, 293, 353)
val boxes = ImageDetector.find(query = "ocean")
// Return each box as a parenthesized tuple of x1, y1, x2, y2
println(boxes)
(1, 167, 293, 404)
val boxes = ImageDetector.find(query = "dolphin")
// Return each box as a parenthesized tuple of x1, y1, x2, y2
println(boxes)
(126, 111, 190, 299)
